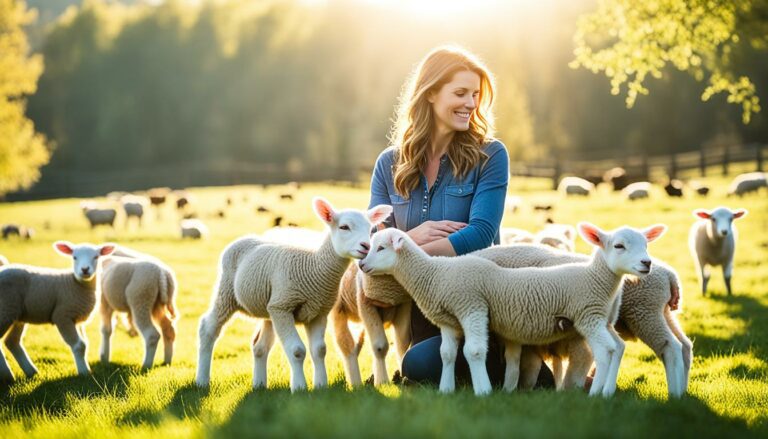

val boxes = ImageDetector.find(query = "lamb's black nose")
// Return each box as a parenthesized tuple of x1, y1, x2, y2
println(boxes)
(641, 260, 652, 269)
(360, 242, 370, 251)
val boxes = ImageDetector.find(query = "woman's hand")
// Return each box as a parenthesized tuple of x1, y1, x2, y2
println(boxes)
(407, 220, 467, 245)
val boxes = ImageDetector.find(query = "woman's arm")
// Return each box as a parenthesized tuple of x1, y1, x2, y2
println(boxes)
(368, 150, 394, 228)
(421, 237, 457, 256)
(446, 142, 510, 255)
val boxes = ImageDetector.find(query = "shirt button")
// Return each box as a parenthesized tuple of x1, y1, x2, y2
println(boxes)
(422, 208, 426, 212)
(458, 189, 463, 194)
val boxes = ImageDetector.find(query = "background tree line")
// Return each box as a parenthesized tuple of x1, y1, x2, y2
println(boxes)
(4, 0, 768, 197)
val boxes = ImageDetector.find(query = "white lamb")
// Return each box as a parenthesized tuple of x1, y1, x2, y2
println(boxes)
(99, 247, 178, 368)
(359, 224, 665, 396)
(474, 244, 692, 398)
(121, 195, 147, 228)
(330, 264, 411, 386)
(689, 206, 748, 296)
(558, 176, 594, 196)
(535, 224, 576, 252)
(728, 172, 767, 196)
(81, 202, 118, 229)
(500, 227, 535, 245)
(622, 182, 651, 200)
(0, 241, 115, 381)
(195, 198, 392, 391)
(181, 219, 208, 239)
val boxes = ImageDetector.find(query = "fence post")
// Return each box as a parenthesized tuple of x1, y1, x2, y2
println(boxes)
(669, 153, 677, 179)
(553, 158, 561, 191)
(699, 147, 707, 177)
(722, 145, 729, 176)
(758, 144, 764, 172)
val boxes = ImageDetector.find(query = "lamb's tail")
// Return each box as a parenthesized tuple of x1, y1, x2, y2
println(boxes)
(159, 270, 178, 320)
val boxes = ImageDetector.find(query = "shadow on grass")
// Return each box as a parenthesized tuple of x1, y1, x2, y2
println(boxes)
(688, 294, 768, 361)
(0, 362, 135, 416)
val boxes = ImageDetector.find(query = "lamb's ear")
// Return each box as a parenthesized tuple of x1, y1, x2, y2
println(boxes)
(99, 243, 116, 256)
(312, 197, 336, 225)
(693, 209, 711, 219)
(367, 204, 393, 226)
(577, 222, 605, 248)
(643, 224, 667, 243)
(54, 241, 74, 256)
(732, 208, 748, 219)
(391, 233, 406, 253)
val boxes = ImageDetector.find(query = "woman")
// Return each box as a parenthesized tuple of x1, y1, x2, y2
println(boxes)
(368, 46, 553, 387)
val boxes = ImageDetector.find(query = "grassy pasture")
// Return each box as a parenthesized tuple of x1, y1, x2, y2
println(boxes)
(0, 175, 766, 438)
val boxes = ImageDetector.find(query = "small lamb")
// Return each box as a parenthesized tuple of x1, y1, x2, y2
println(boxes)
(99, 247, 178, 368)
(689, 207, 748, 295)
(0, 241, 115, 381)
(181, 219, 208, 239)
(359, 224, 665, 397)
(622, 182, 651, 200)
(558, 176, 594, 196)
(728, 172, 767, 196)
(195, 198, 391, 391)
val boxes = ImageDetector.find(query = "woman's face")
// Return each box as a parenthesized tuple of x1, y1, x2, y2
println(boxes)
(428, 69, 481, 134)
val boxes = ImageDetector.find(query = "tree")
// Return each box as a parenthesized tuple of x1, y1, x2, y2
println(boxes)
(571, 0, 765, 123)
(0, 0, 49, 196)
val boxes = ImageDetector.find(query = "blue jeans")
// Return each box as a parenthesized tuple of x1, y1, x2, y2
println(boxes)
(401, 336, 555, 389)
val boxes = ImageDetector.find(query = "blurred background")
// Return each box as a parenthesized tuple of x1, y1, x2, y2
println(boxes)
(2, 0, 767, 200)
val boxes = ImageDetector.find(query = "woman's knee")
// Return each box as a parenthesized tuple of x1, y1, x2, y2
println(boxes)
(401, 336, 443, 384)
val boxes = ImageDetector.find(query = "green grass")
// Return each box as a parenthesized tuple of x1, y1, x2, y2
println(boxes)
(0, 178, 767, 438)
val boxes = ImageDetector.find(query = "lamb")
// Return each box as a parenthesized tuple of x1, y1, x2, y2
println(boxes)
(664, 179, 684, 197)
(474, 244, 692, 398)
(534, 224, 576, 252)
(99, 247, 178, 368)
(359, 224, 665, 397)
(81, 202, 118, 229)
(622, 182, 651, 200)
(603, 167, 630, 191)
(689, 207, 748, 296)
(728, 172, 767, 196)
(2, 224, 34, 240)
(121, 195, 147, 228)
(181, 219, 208, 239)
(330, 264, 411, 386)
(500, 227, 535, 245)
(0, 241, 115, 381)
(195, 198, 392, 392)
(558, 176, 594, 196)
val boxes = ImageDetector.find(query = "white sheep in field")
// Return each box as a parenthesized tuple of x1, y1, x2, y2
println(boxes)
(558, 176, 594, 196)
(728, 172, 767, 196)
(330, 264, 411, 386)
(359, 224, 665, 396)
(622, 182, 651, 200)
(475, 244, 692, 398)
(99, 247, 178, 368)
(500, 227, 535, 245)
(181, 219, 208, 239)
(0, 241, 115, 381)
(534, 224, 576, 252)
(121, 195, 147, 228)
(195, 198, 392, 391)
(689, 206, 748, 296)
(81, 202, 118, 229)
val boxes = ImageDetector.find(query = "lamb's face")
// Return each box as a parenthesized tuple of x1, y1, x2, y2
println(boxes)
(694, 207, 747, 239)
(358, 229, 401, 275)
(313, 197, 392, 260)
(54, 241, 116, 282)
(578, 223, 666, 277)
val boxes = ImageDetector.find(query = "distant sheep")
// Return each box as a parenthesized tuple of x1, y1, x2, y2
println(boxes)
(81, 202, 117, 229)
(147, 187, 170, 207)
(728, 172, 767, 197)
(558, 177, 594, 196)
(603, 167, 630, 191)
(689, 207, 748, 295)
(181, 219, 208, 239)
(2, 224, 34, 240)
(500, 228, 535, 246)
(622, 182, 651, 201)
(664, 180, 684, 197)
(121, 195, 147, 227)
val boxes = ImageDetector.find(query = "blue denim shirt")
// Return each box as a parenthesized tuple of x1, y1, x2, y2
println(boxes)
(368, 140, 509, 255)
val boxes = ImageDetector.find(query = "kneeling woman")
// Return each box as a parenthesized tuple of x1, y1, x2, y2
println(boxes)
(368, 46, 553, 387)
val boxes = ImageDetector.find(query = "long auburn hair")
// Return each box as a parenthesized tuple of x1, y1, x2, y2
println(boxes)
(390, 46, 495, 198)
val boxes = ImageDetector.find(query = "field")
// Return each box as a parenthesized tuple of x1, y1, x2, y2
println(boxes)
(0, 174, 767, 438)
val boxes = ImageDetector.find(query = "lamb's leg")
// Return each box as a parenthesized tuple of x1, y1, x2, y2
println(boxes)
(637, 314, 686, 398)
(252, 319, 275, 389)
(5, 323, 38, 378)
(154, 309, 176, 365)
(54, 319, 90, 376)
(601, 325, 625, 397)
(99, 300, 114, 363)
(665, 307, 693, 394)
(551, 354, 564, 389)
(438, 326, 460, 394)
(358, 297, 389, 385)
(562, 339, 592, 390)
(502, 339, 522, 392)
(268, 308, 307, 392)
(581, 323, 616, 397)
(700, 264, 710, 296)
(461, 313, 492, 396)
(132, 306, 160, 369)
(196, 295, 237, 387)
(305, 314, 328, 389)
(723, 261, 733, 296)
(518, 346, 542, 391)
(0, 319, 14, 382)
(392, 301, 412, 364)
(333, 306, 363, 387)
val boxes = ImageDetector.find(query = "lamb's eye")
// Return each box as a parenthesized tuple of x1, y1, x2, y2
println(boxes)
(614, 243, 625, 249)
(73, 256, 78, 261)
(377, 245, 385, 252)
(340, 225, 350, 231)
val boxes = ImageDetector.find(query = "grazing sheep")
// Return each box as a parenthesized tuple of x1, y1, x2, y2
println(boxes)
(535, 224, 576, 252)
(173, 190, 191, 210)
(330, 264, 411, 386)
(689, 207, 748, 295)
(558, 177, 594, 196)
(664, 179, 684, 197)
(500, 228, 535, 245)
(121, 195, 147, 228)
(147, 187, 170, 206)
(81, 203, 118, 229)
(181, 219, 208, 239)
(2, 224, 33, 240)
(99, 248, 178, 368)
(622, 182, 651, 200)
(603, 167, 630, 191)
(0, 241, 115, 381)
(728, 172, 767, 196)
(195, 198, 392, 391)
(475, 244, 692, 398)
(359, 224, 666, 396)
